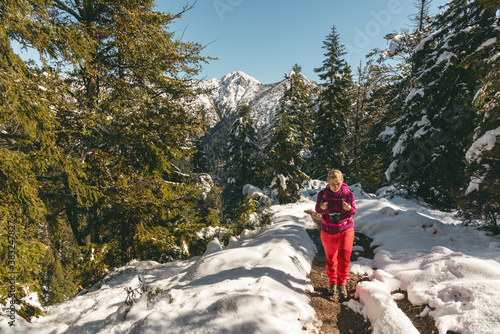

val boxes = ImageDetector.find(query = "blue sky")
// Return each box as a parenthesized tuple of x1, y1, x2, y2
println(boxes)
(160, 0, 449, 83)
(11, 0, 448, 84)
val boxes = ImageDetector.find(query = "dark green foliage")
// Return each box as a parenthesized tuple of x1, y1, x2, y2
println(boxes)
(232, 195, 273, 236)
(192, 138, 211, 174)
(354, 1, 438, 191)
(223, 104, 261, 209)
(349, 61, 395, 190)
(267, 69, 312, 203)
(349, 0, 499, 227)
(459, 22, 500, 229)
(203, 114, 234, 178)
(1, 0, 220, 312)
(385, 0, 499, 209)
(285, 64, 319, 153)
(194, 177, 224, 240)
(233, 195, 260, 234)
(309, 24, 353, 179)
(40, 248, 75, 305)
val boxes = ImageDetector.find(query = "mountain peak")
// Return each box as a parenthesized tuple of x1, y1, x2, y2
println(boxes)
(220, 71, 261, 86)
(195, 71, 318, 128)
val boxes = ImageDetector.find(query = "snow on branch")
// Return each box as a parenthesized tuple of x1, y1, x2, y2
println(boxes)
(465, 126, 500, 163)
(242, 184, 272, 206)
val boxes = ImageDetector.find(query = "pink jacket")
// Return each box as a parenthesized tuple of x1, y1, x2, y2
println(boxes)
(315, 183, 356, 235)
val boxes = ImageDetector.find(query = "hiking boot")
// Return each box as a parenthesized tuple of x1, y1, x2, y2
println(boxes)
(327, 284, 337, 296)
(339, 285, 348, 301)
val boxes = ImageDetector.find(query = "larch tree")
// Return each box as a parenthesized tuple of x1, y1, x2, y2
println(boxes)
(2, 0, 215, 305)
(40, 0, 213, 265)
(0, 0, 87, 304)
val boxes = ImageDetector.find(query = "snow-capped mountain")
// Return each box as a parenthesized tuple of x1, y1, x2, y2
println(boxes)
(194, 71, 318, 129)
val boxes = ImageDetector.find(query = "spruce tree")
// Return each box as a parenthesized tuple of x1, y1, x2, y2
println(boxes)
(460, 0, 500, 230)
(385, 0, 499, 209)
(223, 104, 260, 210)
(192, 137, 210, 174)
(286, 64, 319, 157)
(463, 75, 500, 231)
(267, 69, 310, 204)
(357, 0, 439, 192)
(368, 0, 436, 77)
(40, 249, 75, 305)
(309, 24, 353, 180)
(349, 60, 393, 189)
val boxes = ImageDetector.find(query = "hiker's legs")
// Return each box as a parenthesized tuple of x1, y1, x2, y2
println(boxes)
(321, 230, 340, 285)
(337, 228, 355, 285)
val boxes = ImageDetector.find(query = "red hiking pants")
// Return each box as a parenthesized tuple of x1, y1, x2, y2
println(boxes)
(320, 228, 354, 285)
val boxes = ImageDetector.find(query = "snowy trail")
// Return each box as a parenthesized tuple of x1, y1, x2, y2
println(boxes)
(2, 183, 500, 334)
(350, 185, 500, 334)
(13, 199, 318, 334)
(305, 222, 373, 334)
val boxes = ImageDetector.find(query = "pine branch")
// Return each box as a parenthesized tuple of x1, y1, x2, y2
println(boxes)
(53, 0, 82, 21)
(36, 174, 63, 182)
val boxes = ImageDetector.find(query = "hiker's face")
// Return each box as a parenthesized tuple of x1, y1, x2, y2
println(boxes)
(327, 178, 342, 192)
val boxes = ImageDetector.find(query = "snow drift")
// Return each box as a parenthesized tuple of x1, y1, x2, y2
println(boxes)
(2, 183, 500, 334)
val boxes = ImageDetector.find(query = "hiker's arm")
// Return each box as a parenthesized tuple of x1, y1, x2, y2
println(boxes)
(315, 193, 326, 214)
(346, 193, 357, 216)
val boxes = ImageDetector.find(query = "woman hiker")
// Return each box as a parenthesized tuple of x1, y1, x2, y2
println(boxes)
(315, 169, 357, 301)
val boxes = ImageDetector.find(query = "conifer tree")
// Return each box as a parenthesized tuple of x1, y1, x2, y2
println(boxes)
(359, 0, 438, 192)
(349, 61, 393, 189)
(233, 195, 260, 234)
(460, 0, 499, 229)
(223, 104, 260, 210)
(411, 0, 433, 33)
(192, 137, 210, 174)
(0, 0, 86, 302)
(286, 64, 319, 155)
(267, 70, 310, 204)
(369, 0, 435, 78)
(40, 0, 211, 262)
(385, 0, 499, 209)
(40, 249, 75, 305)
(463, 74, 500, 230)
(1, 1, 49, 231)
(309, 24, 353, 180)
(2, 1, 214, 304)
(204, 116, 233, 178)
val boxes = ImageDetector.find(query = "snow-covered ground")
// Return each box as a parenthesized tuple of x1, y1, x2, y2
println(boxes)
(2, 182, 500, 334)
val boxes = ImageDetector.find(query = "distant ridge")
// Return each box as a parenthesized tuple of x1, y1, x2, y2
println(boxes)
(194, 71, 318, 129)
